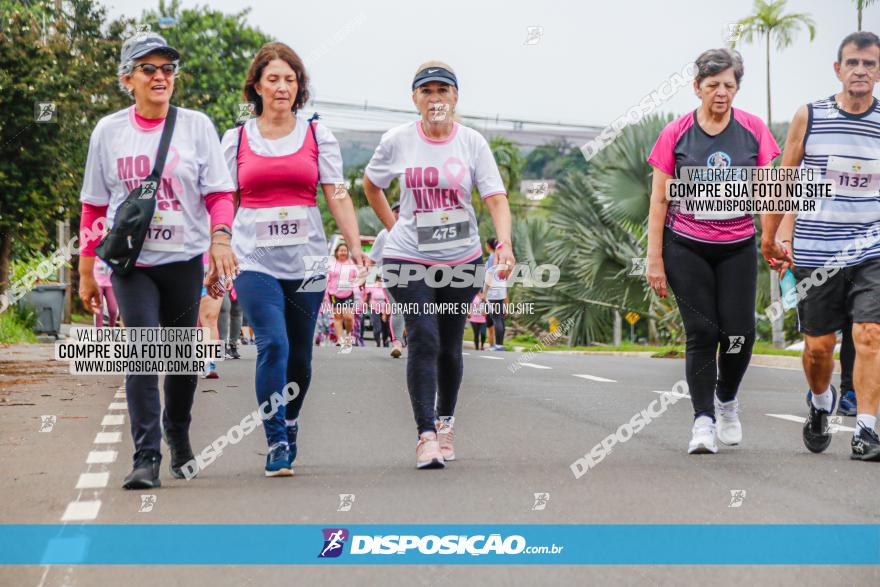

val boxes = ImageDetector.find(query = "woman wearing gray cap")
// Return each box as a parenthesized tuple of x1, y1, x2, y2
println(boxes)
(78, 32, 237, 489)
(364, 61, 515, 469)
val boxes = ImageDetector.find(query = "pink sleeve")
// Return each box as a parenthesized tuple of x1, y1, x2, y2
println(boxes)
(755, 121, 781, 166)
(647, 124, 678, 176)
(79, 203, 108, 257)
(205, 191, 235, 229)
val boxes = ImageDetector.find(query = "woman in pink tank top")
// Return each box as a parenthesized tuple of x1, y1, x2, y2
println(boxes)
(222, 42, 364, 477)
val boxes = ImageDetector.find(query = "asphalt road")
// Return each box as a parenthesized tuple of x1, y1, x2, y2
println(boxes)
(1, 342, 877, 586)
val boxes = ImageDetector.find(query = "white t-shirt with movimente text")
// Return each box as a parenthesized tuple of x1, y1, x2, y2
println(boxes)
(365, 121, 506, 265)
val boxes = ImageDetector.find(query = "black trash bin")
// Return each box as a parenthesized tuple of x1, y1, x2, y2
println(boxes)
(22, 283, 67, 337)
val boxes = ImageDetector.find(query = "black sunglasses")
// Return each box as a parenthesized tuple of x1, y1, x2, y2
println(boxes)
(133, 63, 177, 76)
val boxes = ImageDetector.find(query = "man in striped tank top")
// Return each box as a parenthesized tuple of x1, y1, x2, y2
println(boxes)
(762, 32, 880, 462)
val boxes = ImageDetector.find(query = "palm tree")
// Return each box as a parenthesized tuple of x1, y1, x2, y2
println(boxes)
(854, 0, 878, 30)
(732, 0, 815, 129)
(732, 0, 815, 348)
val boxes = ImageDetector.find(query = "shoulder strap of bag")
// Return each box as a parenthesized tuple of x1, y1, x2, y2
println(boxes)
(148, 105, 178, 180)
(307, 112, 319, 146)
(236, 124, 244, 161)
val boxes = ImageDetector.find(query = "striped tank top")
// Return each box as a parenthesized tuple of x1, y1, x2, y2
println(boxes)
(793, 96, 880, 267)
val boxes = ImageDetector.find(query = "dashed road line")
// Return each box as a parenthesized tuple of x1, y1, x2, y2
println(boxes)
(573, 374, 617, 383)
(765, 413, 856, 433)
(520, 363, 552, 370)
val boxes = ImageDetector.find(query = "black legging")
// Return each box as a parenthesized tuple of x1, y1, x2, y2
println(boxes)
(841, 320, 855, 392)
(662, 228, 757, 419)
(385, 257, 481, 435)
(471, 322, 487, 349)
(111, 254, 202, 454)
(487, 299, 506, 345)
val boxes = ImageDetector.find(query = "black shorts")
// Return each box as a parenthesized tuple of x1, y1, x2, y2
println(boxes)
(792, 257, 880, 336)
(329, 294, 354, 310)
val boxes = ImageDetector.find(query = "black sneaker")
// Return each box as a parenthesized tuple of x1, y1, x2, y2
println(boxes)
(122, 449, 161, 489)
(162, 426, 196, 479)
(802, 385, 838, 454)
(225, 343, 241, 360)
(851, 424, 880, 461)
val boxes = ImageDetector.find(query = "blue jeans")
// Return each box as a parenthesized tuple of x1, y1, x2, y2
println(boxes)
(235, 271, 324, 446)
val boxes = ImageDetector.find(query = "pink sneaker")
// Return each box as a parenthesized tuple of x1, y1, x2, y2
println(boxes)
(416, 431, 445, 469)
(437, 417, 455, 461)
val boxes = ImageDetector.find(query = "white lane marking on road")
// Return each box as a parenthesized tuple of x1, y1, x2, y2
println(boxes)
(61, 500, 101, 522)
(75, 472, 110, 489)
(765, 413, 856, 433)
(520, 363, 551, 370)
(114, 391, 126, 399)
(108, 402, 128, 410)
(87, 450, 118, 464)
(574, 374, 617, 383)
(94, 431, 122, 444)
(101, 414, 125, 426)
(478, 356, 504, 360)
(652, 389, 691, 399)
(462, 352, 470, 355)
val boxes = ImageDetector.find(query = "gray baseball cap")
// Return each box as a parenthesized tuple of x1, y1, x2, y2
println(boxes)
(120, 32, 180, 65)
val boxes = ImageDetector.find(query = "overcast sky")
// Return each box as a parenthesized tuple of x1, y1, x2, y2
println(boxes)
(101, 0, 877, 128)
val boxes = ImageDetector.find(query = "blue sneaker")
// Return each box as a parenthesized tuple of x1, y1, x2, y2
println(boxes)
(286, 422, 299, 467)
(838, 390, 857, 417)
(265, 442, 293, 477)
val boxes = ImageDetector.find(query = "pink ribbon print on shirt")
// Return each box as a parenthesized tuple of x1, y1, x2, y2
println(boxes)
(406, 157, 468, 212)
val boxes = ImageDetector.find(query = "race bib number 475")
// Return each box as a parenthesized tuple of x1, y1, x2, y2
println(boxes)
(415, 208, 470, 252)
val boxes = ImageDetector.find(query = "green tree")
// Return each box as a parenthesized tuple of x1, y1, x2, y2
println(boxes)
(523, 140, 589, 180)
(732, 0, 815, 130)
(733, 0, 814, 347)
(139, 0, 273, 133)
(0, 0, 124, 295)
(853, 0, 878, 30)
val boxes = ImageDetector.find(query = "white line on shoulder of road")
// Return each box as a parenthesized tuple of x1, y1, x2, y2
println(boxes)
(573, 374, 617, 383)
(94, 431, 122, 444)
(61, 500, 102, 522)
(108, 402, 128, 410)
(75, 472, 110, 489)
(86, 450, 118, 464)
(651, 389, 691, 399)
(765, 413, 856, 433)
(101, 414, 125, 426)
(478, 356, 505, 360)
(520, 363, 552, 370)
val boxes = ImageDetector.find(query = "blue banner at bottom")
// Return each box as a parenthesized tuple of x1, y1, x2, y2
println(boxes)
(1, 525, 878, 565)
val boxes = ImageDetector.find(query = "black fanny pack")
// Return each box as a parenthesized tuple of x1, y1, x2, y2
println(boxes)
(95, 106, 178, 275)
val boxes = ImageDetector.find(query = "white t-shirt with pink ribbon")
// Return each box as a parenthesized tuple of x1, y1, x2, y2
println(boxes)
(365, 121, 506, 265)
(79, 106, 235, 266)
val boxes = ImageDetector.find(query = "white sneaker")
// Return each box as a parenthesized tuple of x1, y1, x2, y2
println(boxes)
(715, 397, 742, 445)
(688, 416, 718, 454)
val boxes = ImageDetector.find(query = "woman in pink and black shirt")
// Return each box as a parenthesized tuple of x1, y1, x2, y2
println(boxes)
(646, 48, 780, 455)
(77, 32, 237, 489)
(221, 42, 363, 476)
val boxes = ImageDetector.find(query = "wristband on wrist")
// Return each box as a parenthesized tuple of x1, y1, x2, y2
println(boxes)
(212, 226, 232, 237)
(495, 241, 510, 251)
